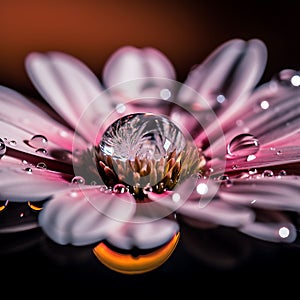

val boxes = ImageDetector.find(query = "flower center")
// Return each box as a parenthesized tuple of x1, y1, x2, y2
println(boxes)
(77, 113, 206, 200)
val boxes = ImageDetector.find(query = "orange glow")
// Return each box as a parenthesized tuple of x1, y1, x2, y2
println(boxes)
(93, 232, 180, 274)
(27, 201, 43, 211)
(0, 200, 8, 212)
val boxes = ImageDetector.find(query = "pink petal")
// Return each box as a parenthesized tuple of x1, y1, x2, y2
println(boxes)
(25, 51, 111, 143)
(102, 46, 176, 106)
(38, 187, 136, 245)
(239, 211, 297, 243)
(192, 39, 267, 149)
(219, 177, 300, 211)
(1, 120, 74, 174)
(219, 146, 300, 173)
(107, 216, 179, 250)
(103, 46, 175, 86)
(0, 167, 70, 202)
(179, 39, 267, 110)
(205, 81, 300, 158)
(0, 85, 85, 151)
(148, 180, 254, 228)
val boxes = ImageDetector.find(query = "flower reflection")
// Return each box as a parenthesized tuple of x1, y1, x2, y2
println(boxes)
(1, 39, 300, 274)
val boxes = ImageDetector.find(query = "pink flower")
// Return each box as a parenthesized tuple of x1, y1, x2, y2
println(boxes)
(1, 39, 299, 274)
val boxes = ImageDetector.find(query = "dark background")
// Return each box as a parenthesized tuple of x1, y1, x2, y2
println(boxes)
(1, 0, 300, 292)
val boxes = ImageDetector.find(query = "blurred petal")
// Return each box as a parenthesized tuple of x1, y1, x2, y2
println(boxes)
(148, 183, 254, 228)
(0, 166, 70, 201)
(239, 210, 297, 243)
(38, 188, 136, 245)
(0, 85, 85, 151)
(106, 216, 179, 250)
(219, 177, 300, 211)
(192, 39, 267, 148)
(25, 51, 111, 143)
(102, 46, 176, 105)
(179, 39, 267, 110)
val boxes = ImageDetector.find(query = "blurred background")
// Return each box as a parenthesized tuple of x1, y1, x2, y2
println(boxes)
(1, 0, 300, 97)
(1, 0, 300, 290)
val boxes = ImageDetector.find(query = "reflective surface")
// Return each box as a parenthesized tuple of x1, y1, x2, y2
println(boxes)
(1, 219, 300, 291)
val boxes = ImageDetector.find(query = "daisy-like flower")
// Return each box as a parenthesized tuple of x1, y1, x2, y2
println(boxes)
(1, 38, 300, 274)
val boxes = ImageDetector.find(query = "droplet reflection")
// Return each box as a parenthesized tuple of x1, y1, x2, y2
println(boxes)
(93, 232, 180, 275)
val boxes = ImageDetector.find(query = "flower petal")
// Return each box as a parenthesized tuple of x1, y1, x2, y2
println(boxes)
(106, 216, 179, 250)
(102, 46, 176, 103)
(1, 120, 74, 174)
(38, 188, 136, 245)
(179, 39, 267, 110)
(217, 146, 300, 174)
(148, 185, 254, 228)
(238, 210, 297, 243)
(205, 81, 300, 158)
(25, 51, 111, 143)
(219, 177, 300, 211)
(0, 166, 70, 202)
(0, 85, 85, 151)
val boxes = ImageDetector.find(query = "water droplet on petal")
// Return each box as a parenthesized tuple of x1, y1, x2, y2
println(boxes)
(29, 134, 48, 149)
(248, 168, 257, 175)
(36, 162, 47, 169)
(35, 148, 48, 155)
(277, 170, 287, 178)
(262, 170, 274, 177)
(227, 134, 260, 158)
(0, 138, 6, 157)
(113, 184, 126, 194)
(99, 185, 108, 192)
(9, 140, 17, 146)
(71, 176, 85, 184)
(24, 167, 33, 174)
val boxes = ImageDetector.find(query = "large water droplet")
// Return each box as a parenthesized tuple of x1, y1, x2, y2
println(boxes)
(94, 112, 202, 198)
(29, 134, 48, 149)
(0, 138, 6, 157)
(227, 134, 260, 158)
(99, 113, 187, 162)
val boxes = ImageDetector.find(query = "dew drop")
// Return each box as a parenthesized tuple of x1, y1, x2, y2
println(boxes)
(99, 113, 187, 162)
(143, 185, 153, 195)
(218, 175, 229, 181)
(71, 176, 85, 184)
(248, 168, 257, 175)
(113, 183, 126, 194)
(227, 134, 260, 158)
(9, 140, 17, 146)
(29, 134, 48, 149)
(278, 170, 287, 177)
(24, 167, 33, 174)
(36, 162, 47, 169)
(0, 138, 6, 157)
(35, 148, 48, 155)
(262, 170, 274, 177)
(99, 185, 108, 192)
